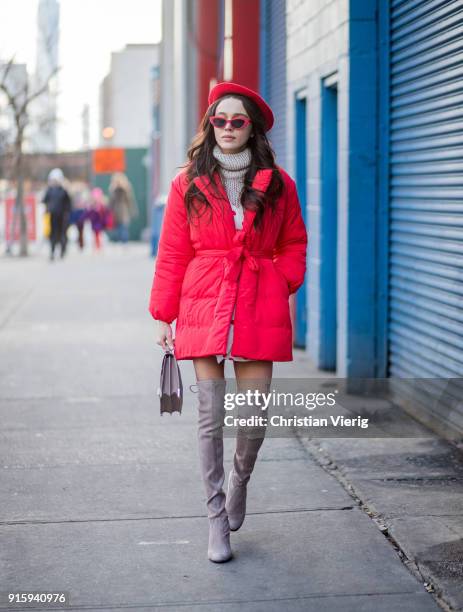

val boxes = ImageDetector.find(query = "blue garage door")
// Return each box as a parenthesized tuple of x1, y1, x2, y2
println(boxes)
(260, 0, 287, 166)
(388, 0, 463, 435)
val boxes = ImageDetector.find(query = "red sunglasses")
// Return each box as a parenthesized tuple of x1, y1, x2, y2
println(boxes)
(209, 115, 252, 130)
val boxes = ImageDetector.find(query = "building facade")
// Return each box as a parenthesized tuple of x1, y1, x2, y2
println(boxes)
(30, 0, 60, 153)
(158, 0, 263, 197)
(284, 0, 463, 437)
(99, 44, 160, 148)
(156, 0, 198, 198)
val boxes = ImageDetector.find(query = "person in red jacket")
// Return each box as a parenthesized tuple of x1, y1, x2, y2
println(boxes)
(149, 82, 308, 563)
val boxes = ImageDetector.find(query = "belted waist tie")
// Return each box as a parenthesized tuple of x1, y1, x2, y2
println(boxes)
(195, 247, 274, 282)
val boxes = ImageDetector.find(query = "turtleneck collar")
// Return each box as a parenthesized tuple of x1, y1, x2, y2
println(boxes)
(212, 144, 252, 171)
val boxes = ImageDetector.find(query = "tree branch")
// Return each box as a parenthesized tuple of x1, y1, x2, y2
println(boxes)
(18, 65, 61, 116)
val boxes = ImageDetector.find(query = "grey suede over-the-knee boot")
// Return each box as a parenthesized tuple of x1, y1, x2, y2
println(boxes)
(226, 379, 271, 531)
(196, 378, 233, 563)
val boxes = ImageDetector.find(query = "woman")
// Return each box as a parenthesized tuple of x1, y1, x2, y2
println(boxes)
(108, 172, 138, 243)
(148, 82, 308, 563)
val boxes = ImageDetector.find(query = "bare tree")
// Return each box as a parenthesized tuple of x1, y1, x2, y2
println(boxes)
(0, 56, 60, 256)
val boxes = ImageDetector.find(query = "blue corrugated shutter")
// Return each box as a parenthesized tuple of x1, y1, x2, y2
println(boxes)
(388, 0, 463, 435)
(261, 0, 287, 166)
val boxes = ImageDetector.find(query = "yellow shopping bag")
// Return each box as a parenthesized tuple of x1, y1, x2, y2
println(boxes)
(43, 211, 51, 238)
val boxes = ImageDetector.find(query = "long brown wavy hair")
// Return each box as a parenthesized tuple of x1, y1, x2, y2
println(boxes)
(179, 93, 284, 231)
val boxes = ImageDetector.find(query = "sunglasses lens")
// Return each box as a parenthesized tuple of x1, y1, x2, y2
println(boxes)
(231, 119, 246, 128)
(211, 118, 226, 128)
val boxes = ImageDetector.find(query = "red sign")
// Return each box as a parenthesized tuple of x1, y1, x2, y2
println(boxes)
(92, 148, 126, 174)
(5, 195, 36, 241)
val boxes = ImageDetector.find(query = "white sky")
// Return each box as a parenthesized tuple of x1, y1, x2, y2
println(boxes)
(0, 0, 162, 151)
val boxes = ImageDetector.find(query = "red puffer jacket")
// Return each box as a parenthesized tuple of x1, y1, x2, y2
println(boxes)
(148, 166, 308, 361)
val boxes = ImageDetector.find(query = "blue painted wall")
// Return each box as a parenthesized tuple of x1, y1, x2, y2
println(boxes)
(338, 0, 378, 376)
(295, 94, 308, 347)
(320, 82, 338, 370)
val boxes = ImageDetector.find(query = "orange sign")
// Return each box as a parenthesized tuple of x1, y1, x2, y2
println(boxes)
(92, 148, 126, 174)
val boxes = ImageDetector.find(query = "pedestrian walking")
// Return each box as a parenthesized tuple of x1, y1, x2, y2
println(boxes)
(69, 185, 90, 251)
(42, 168, 72, 261)
(86, 187, 109, 251)
(148, 82, 308, 563)
(108, 172, 138, 243)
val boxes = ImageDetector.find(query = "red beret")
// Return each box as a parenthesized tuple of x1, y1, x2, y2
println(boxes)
(208, 81, 274, 132)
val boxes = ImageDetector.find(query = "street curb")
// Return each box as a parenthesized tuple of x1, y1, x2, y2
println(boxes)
(294, 432, 455, 612)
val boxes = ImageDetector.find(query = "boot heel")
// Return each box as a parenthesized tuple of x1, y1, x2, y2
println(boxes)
(226, 468, 247, 531)
(208, 515, 233, 562)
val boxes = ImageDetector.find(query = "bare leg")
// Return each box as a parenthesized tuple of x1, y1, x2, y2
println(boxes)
(232, 359, 273, 382)
(193, 356, 225, 381)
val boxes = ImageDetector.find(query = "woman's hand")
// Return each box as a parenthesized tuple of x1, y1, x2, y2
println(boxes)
(155, 320, 175, 352)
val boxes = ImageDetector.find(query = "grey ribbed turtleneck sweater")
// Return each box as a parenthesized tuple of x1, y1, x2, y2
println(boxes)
(211, 144, 252, 363)
(212, 144, 252, 229)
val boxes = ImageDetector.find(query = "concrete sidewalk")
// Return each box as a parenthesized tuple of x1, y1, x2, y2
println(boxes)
(0, 243, 452, 611)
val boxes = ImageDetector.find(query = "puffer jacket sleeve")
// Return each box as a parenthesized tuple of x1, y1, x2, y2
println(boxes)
(273, 177, 308, 295)
(148, 176, 195, 323)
